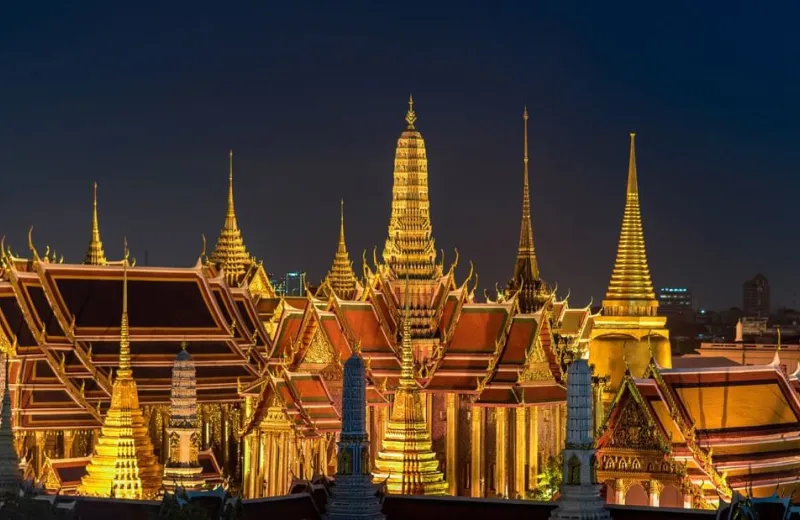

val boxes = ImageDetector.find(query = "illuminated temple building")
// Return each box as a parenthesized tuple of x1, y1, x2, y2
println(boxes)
(1, 97, 799, 512)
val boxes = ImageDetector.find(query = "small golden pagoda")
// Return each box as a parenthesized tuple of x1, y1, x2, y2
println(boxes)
(372, 289, 447, 495)
(505, 106, 549, 313)
(78, 241, 162, 499)
(590, 133, 670, 396)
(84, 182, 107, 266)
(381, 95, 440, 281)
(318, 200, 361, 300)
(209, 150, 254, 284)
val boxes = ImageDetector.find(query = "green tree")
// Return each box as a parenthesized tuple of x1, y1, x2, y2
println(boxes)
(527, 453, 562, 501)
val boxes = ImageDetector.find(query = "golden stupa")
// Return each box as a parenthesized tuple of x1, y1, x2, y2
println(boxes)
(372, 289, 447, 495)
(590, 133, 670, 395)
(78, 241, 162, 499)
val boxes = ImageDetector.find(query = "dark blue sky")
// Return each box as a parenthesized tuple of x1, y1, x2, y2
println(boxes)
(2, 2, 799, 310)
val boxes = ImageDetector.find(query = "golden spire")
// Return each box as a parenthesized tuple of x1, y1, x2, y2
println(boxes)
(602, 133, 657, 316)
(372, 277, 447, 495)
(78, 238, 162, 498)
(118, 239, 131, 379)
(321, 200, 359, 299)
(209, 150, 253, 284)
(507, 106, 547, 313)
(84, 182, 108, 266)
(405, 93, 417, 128)
(382, 96, 439, 280)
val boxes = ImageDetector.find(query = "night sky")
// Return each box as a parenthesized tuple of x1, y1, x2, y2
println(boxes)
(2, 2, 799, 311)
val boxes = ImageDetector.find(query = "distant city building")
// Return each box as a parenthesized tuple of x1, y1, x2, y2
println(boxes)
(657, 287, 693, 315)
(268, 271, 306, 296)
(286, 272, 306, 296)
(743, 274, 770, 317)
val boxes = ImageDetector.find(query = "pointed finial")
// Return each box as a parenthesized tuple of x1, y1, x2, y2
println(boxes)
(339, 199, 346, 251)
(225, 149, 237, 228)
(181, 340, 188, 351)
(627, 132, 639, 197)
(405, 94, 417, 128)
(85, 182, 108, 265)
(118, 237, 132, 379)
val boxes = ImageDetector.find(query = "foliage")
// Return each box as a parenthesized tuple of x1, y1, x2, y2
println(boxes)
(153, 491, 211, 520)
(527, 453, 562, 502)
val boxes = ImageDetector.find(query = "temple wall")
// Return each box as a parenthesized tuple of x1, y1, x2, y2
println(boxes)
(589, 335, 671, 396)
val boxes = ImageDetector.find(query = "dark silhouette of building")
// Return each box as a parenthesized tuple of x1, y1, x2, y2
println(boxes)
(743, 274, 770, 317)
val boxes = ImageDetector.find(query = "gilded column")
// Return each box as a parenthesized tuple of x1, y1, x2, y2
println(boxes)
(161, 407, 169, 465)
(221, 404, 229, 475)
(514, 407, 526, 498)
(648, 480, 663, 507)
(469, 406, 484, 497)
(62, 430, 74, 459)
(528, 407, 538, 489)
(446, 393, 458, 495)
(34, 431, 45, 477)
(495, 407, 507, 498)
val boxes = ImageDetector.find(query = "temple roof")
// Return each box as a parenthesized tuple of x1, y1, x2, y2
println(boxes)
(317, 201, 361, 301)
(0, 254, 269, 429)
(600, 357, 800, 496)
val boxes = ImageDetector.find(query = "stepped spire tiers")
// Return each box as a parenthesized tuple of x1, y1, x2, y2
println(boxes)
(322, 200, 360, 300)
(382, 95, 440, 281)
(84, 182, 107, 266)
(506, 106, 549, 313)
(590, 133, 670, 398)
(210, 150, 253, 284)
(602, 133, 657, 317)
(163, 344, 204, 492)
(549, 353, 610, 520)
(79, 241, 162, 499)
(325, 350, 385, 519)
(0, 357, 20, 497)
(373, 288, 447, 495)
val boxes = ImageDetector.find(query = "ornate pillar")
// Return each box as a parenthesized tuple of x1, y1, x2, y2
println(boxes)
(34, 431, 45, 477)
(528, 406, 539, 489)
(469, 406, 484, 497)
(446, 393, 458, 495)
(62, 430, 74, 459)
(495, 407, 507, 498)
(161, 407, 169, 465)
(221, 404, 230, 475)
(648, 480, 663, 507)
(514, 407, 526, 498)
(202, 406, 212, 450)
(615, 478, 626, 505)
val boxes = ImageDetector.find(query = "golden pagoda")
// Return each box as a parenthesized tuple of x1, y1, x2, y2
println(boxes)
(84, 182, 107, 266)
(372, 288, 447, 495)
(505, 106, 549, 313)
(209, 150, 253, 284)
(381, 95, 440, 281)
(78, 241, 162, 499)
(590, 133, 670, 396)
(319, 200, 361, 300)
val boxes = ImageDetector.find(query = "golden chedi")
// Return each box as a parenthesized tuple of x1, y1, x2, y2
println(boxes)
(373, 296, 447, 495)
(78, 242, 162, 499)
(590, 133, 670, 397)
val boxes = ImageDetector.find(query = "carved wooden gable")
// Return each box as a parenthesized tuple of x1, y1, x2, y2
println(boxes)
(517, 334, 552, 384)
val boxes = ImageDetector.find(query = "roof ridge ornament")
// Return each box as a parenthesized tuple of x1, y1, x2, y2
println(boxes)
(405, 93, 417, 128)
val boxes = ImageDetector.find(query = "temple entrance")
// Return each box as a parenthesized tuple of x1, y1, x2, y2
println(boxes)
(660, 484, 682, 508)
(625, 483, 648, 506)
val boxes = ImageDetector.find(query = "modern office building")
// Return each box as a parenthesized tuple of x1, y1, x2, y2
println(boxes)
(657, 287, 693, 315)
(743, 274, 770, 317)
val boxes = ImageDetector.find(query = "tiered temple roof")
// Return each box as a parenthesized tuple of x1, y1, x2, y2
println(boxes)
(317, 200, 361, 301)
(0, 236, 270, 431)
(598, 354, 800, 503)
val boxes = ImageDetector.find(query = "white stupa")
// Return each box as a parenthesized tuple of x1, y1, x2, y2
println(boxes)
(549, 353, 611, 520)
